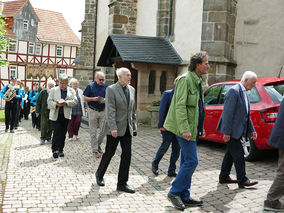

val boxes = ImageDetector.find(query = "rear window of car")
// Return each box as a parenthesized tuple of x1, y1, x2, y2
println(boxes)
(264, 84, 284, 104)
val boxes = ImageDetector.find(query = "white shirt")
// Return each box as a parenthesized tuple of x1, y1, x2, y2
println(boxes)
(239, 82, 248, 114)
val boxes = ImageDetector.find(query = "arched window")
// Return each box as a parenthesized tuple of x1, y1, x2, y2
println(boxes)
(160, 71, 167, 94)
(148, 70, 156, 94)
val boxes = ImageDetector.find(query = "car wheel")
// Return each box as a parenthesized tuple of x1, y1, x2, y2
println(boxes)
(240, 137, 261, 161)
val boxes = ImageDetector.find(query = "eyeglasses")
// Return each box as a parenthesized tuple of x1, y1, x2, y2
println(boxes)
(98, 79, 104, 81)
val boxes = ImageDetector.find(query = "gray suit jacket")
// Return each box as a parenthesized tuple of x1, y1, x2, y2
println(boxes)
(217, 83, 255, 139)
(105, 82, 137, 136)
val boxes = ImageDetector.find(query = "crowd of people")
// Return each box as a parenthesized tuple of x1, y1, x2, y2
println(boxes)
(1, 52, 284, 211)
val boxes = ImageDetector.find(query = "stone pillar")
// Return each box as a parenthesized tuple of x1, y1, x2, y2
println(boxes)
(201, 0, 237, 85)
(74, 0, 97, 89)
(108, 0, 137, 35)
(154, 70, 162, 96)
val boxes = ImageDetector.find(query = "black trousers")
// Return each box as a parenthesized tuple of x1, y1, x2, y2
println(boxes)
(15, 99, 21, 127)
(96, 127, 132, 186)
(23, 102, 30, 120)
(5, 101, 17, 130)
(219, 138, 248, 184)
(31, 111, 40, 129)
(52, 113, 69, 153)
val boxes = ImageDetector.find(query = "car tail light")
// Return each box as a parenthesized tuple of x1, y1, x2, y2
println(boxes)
(260, 107, 278, 123)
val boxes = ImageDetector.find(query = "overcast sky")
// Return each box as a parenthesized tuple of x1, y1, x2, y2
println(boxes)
(27, 0, 85, 39)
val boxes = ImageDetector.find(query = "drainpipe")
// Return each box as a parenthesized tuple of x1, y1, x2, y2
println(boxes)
(92, 0, 99, 81)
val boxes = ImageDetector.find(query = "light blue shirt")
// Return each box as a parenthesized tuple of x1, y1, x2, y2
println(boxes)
(239, 82, 248, 114)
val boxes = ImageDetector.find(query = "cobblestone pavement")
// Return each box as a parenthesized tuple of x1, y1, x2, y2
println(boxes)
(0, 118, 282, 213)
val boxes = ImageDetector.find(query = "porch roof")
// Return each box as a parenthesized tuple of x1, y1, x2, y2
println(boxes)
(97, 34, 183, 67)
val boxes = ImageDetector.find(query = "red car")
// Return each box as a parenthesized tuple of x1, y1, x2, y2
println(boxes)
(200, 76, 284, 161)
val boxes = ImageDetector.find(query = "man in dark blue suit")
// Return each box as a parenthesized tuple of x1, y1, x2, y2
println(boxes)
(264, 98, 284, 211)
(217, 71, 258, 188)
(152, 87, 180, 177)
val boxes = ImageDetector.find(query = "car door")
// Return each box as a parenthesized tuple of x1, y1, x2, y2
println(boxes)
(202, 85, 223, 141)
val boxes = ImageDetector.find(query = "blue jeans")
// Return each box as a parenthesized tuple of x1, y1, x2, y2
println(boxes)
(153, 131, 180, 173)
(169, 136, 198, 200)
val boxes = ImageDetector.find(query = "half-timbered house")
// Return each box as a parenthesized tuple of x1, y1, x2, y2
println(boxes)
(0, 0, 80, 92)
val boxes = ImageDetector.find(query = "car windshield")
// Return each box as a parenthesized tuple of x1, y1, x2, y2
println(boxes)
(264, 84, 284, 104)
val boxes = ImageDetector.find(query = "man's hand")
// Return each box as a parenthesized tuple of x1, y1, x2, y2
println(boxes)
(251, 132, 257, 140)
(56, 103, 64, 107)
(183, 131, 192, 141)
(111, 130, 118, 138)
(93, 97, 100, 101)
(133, 129, 137, 136)
(223, 134, 230, 143)
(202, 129, 206, 137)
(36, 113, 39, 117)
(160, 127, 167, 131)
(4, 97, 10, 102)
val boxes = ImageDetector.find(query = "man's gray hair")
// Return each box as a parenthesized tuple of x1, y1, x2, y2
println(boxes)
(188, 51, 208, 71)
(47, 79, 55, 86)
(95, 71, 105, 78)
(69, 78, 78, 86)
(59, 73, 68, 82)
(116, 67, 130, 77)
(241, 71, 257, 82)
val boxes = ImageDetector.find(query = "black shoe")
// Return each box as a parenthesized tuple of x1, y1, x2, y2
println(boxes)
(117, 185, 135, 193)
(5, 128, 8, 133)
(219, 176, 238, 184)
(10, 129, 14, 133)
(152, 161, 159, 175)
(53, 151, 59, 159)
(238, 180, 258, 188)
(95, 172, 105, 186)
(167, 193, 185, 211)
(182, 198, 203, 207)
(59, 152, 64, 157)
(15, 127, 18, 130)
(168, 171, 177, 177)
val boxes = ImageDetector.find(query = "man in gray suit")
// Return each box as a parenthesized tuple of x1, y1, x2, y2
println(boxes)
(217, 71, 258, 188)
(96, 67, 137, 193)
(264, 98, 284, 211)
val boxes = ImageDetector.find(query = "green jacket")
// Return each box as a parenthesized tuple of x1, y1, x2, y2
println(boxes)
(164, 71, 205, 140)
(36, 89, 49, 116)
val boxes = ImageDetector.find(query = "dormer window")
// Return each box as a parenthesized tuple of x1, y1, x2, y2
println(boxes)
(23, 20, 29, 30)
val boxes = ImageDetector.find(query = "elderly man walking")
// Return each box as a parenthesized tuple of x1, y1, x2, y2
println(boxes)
(36, 79, 55, 145)
(83, 72, 108, 158)
(217, 71, 258, 188)
(263, 98, 284, 211)
(95, 67, 137, 194)
(47, 74, 77, 158)
(164, 52, 209, 210)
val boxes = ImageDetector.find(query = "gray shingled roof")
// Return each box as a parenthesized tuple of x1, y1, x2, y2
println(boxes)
(97, 34, 183, 67)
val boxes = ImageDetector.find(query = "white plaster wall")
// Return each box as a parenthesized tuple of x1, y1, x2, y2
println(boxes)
(7, 55, 16, 62)
(18, 41, 27, 54)
(66, 69, 73, 77)
(18, 66, 25, 80)
(172, 0, 203, 63)
(136, 0, 157, 37)
(234, 0, 284, 78)
(64, 46, 71, 57)
(49, 45, 55, 57)
(42, 44, 48, 55)
(1, 66, 8, 79)
(71, 46, 77, 58)
(95, 0, 110, 67)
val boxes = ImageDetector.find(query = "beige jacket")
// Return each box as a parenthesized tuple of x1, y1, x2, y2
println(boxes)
(105, 82, 137, 137)
(47, 86, 78, 121)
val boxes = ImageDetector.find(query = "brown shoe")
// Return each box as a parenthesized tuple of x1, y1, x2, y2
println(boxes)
(239, 180, 258, 188)
(98, 146, 103, 154)
(94, 152, 101, 158)
(219, 176, 238, 184)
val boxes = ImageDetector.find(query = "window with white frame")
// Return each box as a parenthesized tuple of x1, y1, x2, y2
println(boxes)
(59, 69, 66, 75)
(23, 20, 29, 30)
(56, 46, 63, 56)
(10, 66, 17, 78)
(8, 40, 17, 52)
(35, 44, 41, 55)
(28, 43, 34, 54)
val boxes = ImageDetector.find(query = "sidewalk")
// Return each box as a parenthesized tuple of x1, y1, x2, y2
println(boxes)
(0, 119, 281, 212)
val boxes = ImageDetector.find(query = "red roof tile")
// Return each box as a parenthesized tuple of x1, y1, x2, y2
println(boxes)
(2, 0, 28, 17)
(35, 8, 80, 45)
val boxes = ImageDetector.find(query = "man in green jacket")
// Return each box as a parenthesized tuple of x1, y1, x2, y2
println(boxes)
(164, 52, 210, 210)
(36, 79, 55, 145)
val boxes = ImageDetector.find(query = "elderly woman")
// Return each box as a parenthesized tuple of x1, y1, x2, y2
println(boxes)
(67, 78, 86, 140)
